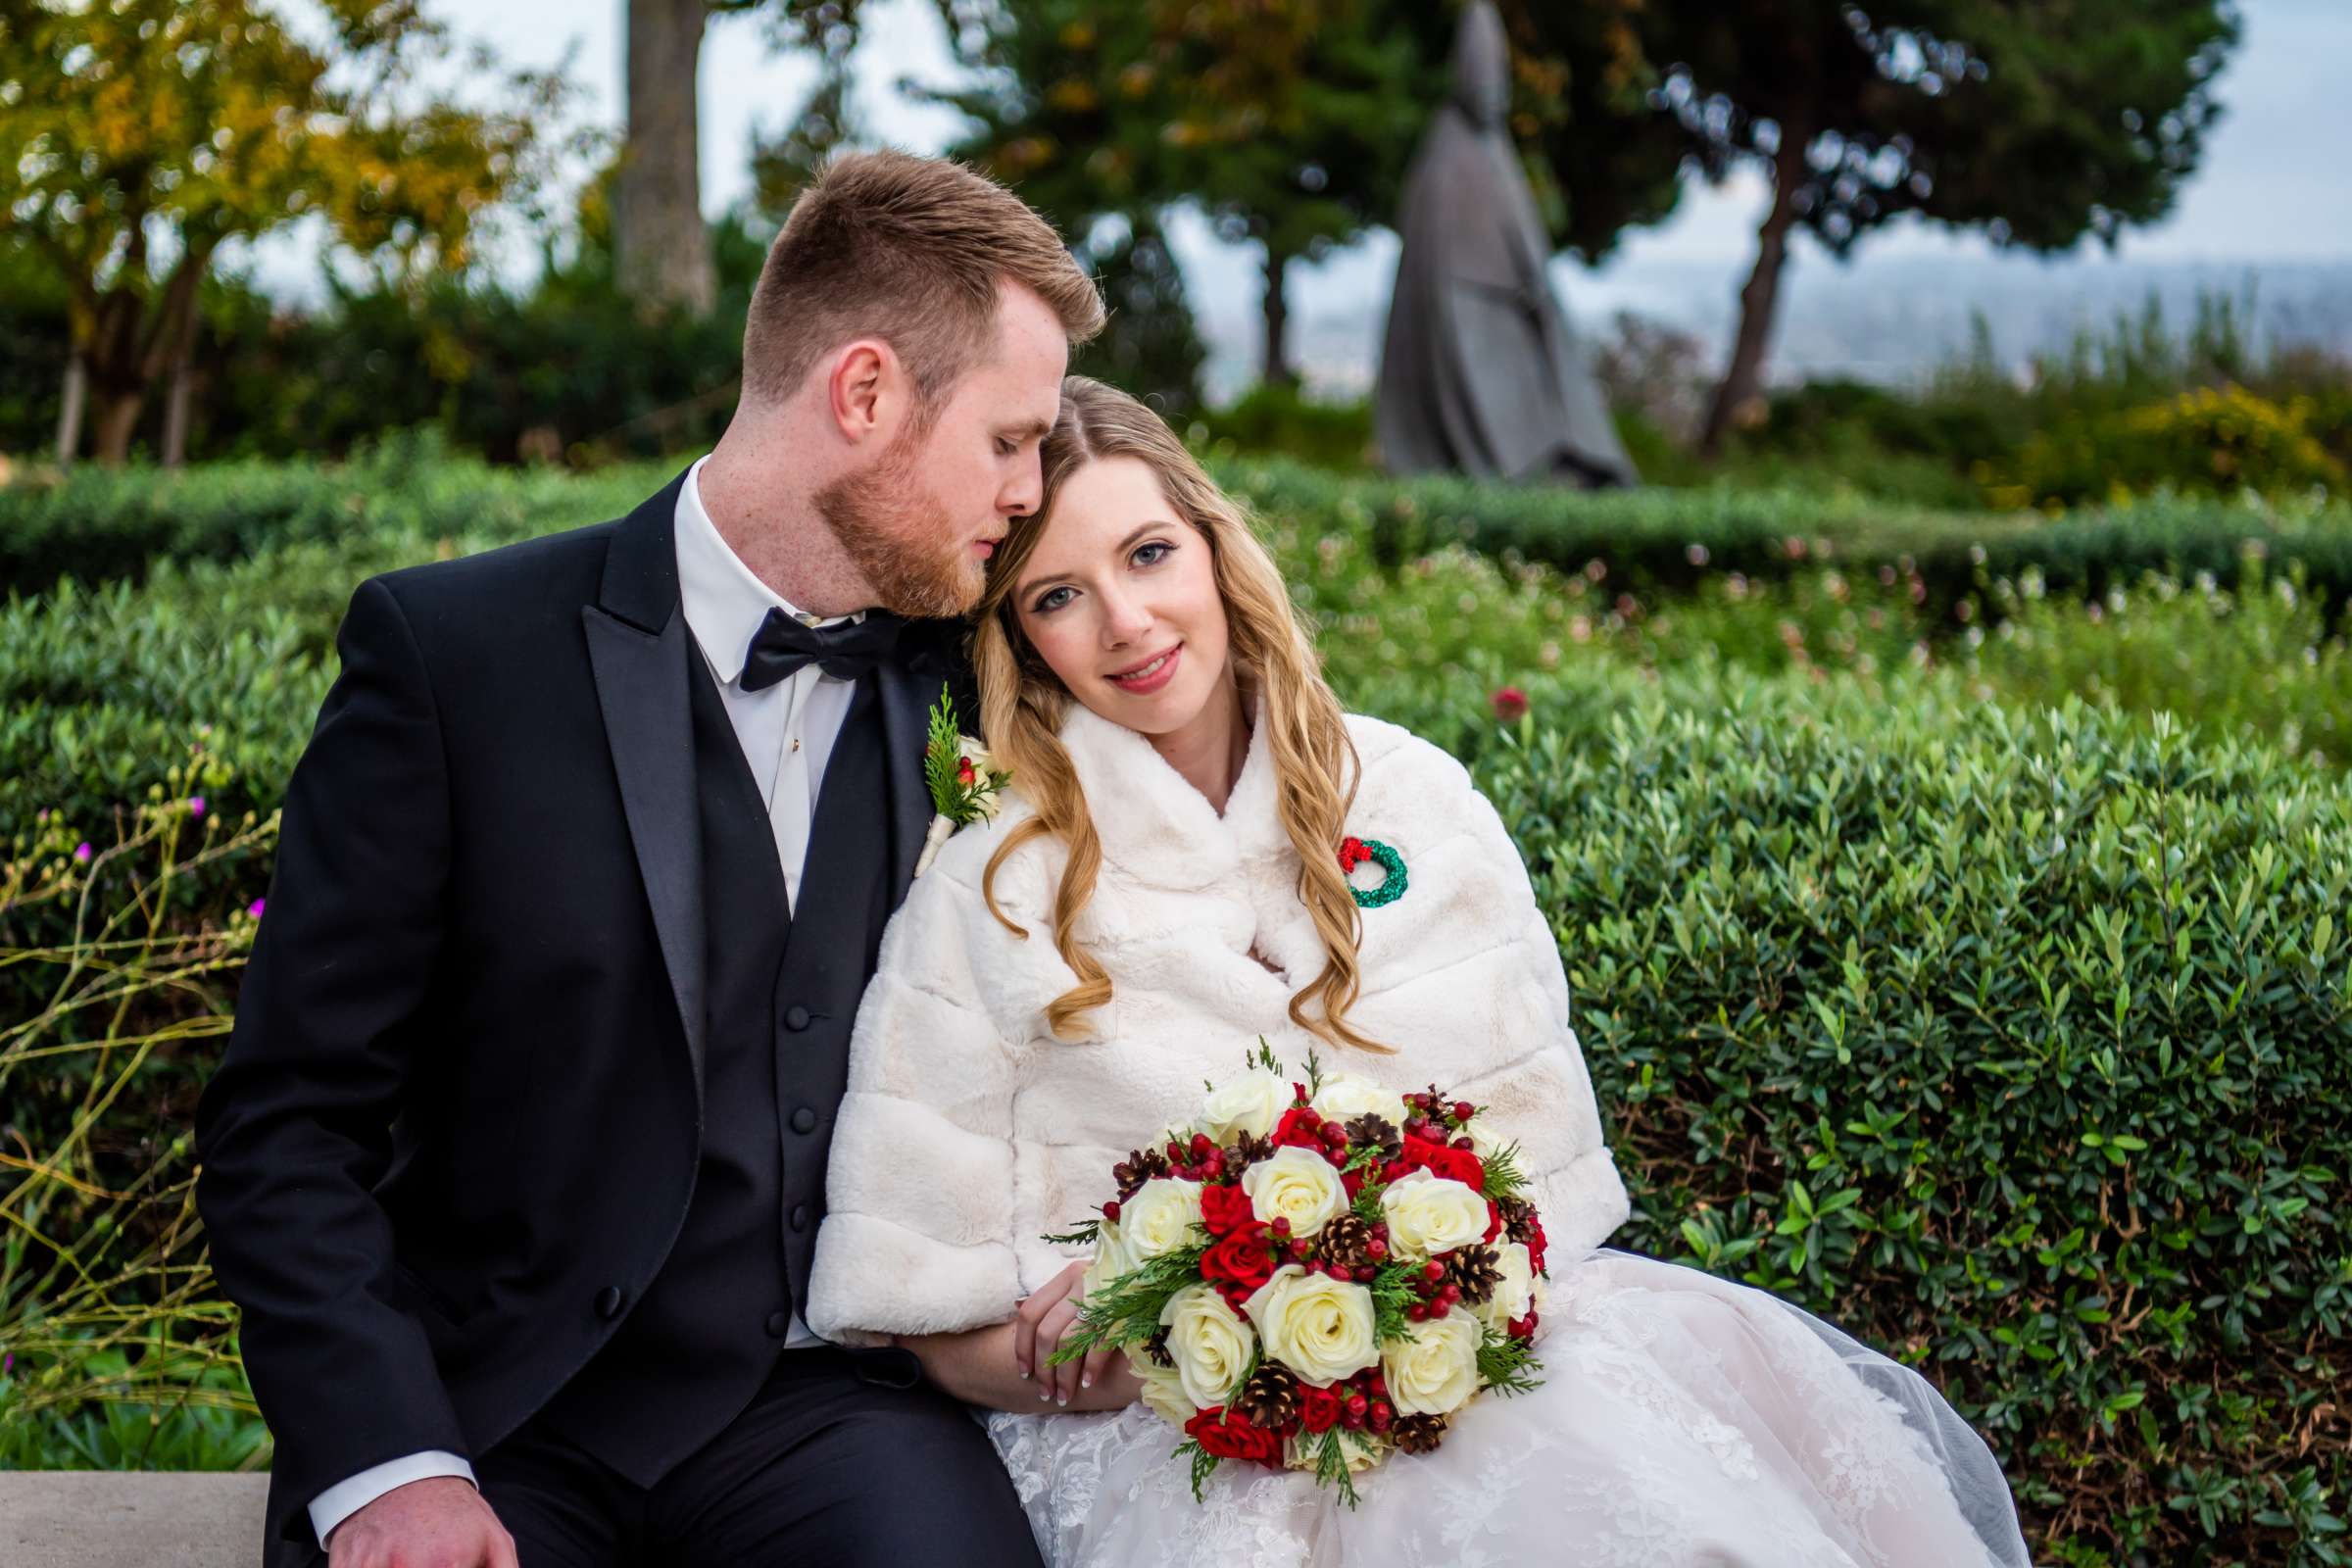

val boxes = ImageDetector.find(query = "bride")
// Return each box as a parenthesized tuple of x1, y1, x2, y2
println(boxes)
(807, 375, 2034, 1567)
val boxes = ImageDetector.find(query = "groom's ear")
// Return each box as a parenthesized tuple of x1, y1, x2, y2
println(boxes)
(824, 337, 905, 448)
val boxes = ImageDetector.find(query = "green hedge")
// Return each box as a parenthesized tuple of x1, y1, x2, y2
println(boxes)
(1474, 668, 2352, 1563)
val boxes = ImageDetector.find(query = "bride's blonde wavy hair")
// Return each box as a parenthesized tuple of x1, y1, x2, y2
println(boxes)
(974, 375, 1387, 1053)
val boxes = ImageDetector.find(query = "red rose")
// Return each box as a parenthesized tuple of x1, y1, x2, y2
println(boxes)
(1200, 1183, 1255, 1237)
(1528, 1216, 1549, 1274)
(1297, 1383, 1342, 1435)
(1491, 685, 1530, 723)
(1187, 1406, 1284, 1466)
(1483, 1200, 1504, 1244)
(1200, 1228, 1276, 1294)
(1271, 1106, 1326, 1152)
(1397, 1136, 1485, 1191)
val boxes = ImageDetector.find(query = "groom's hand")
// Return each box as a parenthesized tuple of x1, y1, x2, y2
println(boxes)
(325, 1476, 517, 1568)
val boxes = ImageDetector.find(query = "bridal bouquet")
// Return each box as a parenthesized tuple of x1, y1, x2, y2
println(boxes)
(1045, 1044, 1550, 1504)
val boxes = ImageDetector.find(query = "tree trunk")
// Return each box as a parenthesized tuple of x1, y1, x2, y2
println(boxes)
(1261, 243, 1294, 389)
(90, 388, 144, 466)
(616, 0, 715, 318)
(1700, 127, 1810, 456)
(55, 353, 87, 466)
(162, 362, 195, 468)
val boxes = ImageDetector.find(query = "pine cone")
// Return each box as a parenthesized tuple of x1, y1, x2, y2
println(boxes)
(1441, 1243, 1504, 1306)
(1318, 1213, 1377, 1272)
(1389, 1412, 1449, 1455)
(1227, 1130, 1276, 1178)
(1497, 1193, 1538, 1248)
(1113, 1145, 1174, 1200)
(1231, 1362, 1300, 1433)
(1141, 1324, 1175, 1370)
(1343, 1112, 1400, 1165)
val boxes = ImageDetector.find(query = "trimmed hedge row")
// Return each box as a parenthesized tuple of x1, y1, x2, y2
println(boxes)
(1477, 664, 2352, 1563)
(10, 448, 2350, 634)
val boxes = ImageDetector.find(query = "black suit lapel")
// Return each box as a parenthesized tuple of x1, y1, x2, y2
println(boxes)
(582, 469, 709, 1105)
(874, 622, 973, 906)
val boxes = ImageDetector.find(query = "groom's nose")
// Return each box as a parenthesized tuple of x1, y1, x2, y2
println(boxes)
(999, 450, 1044, 517)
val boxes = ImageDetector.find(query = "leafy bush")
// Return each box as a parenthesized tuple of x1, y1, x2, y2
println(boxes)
(1984, 383, 2349, 511)
(1475, 676, 2352, 1563)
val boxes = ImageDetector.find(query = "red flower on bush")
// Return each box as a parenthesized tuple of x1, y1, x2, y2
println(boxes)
(1491, 686, 1529, 722)
(1187, 1406, 1284, 1466)
(1200, 1183, 1255, 1237)
(1200, 1227, 1276, 1293)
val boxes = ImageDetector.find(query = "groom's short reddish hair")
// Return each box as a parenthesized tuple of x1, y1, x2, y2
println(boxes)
(741, 151, 1103, 411)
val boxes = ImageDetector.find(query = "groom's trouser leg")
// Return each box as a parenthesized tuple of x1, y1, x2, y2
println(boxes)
(648, 1347, 1044, 1568)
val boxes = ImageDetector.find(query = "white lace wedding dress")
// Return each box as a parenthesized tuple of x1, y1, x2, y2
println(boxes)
(984, 1246, 2032, 1568)
(808, 702, 2035, 1568)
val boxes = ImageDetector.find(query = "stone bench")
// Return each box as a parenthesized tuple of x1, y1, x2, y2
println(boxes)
(0, 1471, 268, 1568)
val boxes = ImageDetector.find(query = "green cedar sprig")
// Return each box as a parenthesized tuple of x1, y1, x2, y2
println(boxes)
(1044, 1237, 1208, 1364)
(1248, 1036, 1282, 1076)
(1476, 1325, 1544, 1396)
(1313, 1427, 1365, 1509)
(1040, 1216, 1102, 1248)
(923, 685, 1008, 823)
(1363, 1260, 1422, 1345)
(1480, 1140, 1530, 1202)
(1175, 1437, 1220, 1502)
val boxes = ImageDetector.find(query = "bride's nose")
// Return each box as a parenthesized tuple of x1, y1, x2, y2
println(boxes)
(1098, 581, 1154, 646)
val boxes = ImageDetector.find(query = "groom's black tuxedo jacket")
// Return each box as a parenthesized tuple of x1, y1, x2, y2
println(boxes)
(193, 472, 974, 1555)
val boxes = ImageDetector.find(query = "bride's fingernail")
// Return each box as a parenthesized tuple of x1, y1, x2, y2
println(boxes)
(1082, 1374, 1095, 1389)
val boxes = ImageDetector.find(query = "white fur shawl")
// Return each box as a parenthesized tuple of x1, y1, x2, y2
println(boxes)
(806, 701, 1630, 1341)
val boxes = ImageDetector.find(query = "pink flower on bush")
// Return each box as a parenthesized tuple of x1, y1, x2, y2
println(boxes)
(1490, 686, 1530, 723)
(73, 842, 92, 863)
(247, 898, 267, 920)
(188, 797, 206, 816)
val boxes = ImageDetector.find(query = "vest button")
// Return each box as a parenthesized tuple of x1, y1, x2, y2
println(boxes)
(765, 1310, 792, 1339)
(790, 1203, 812, 1233)
(790, 1105, 817, 1135)
(783, 1004, 811, 1031)
(593, 1285, 626, 1321)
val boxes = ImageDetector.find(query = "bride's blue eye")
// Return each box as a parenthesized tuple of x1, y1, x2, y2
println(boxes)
(1133, 541, 1173, 567)
(1033, 585, 1075, 613)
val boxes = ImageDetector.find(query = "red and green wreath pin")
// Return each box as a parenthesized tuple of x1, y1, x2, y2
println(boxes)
(1337, 835, 1407, 908)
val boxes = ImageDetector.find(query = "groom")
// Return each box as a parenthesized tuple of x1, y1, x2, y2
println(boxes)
(194, 151, 1103, 1568)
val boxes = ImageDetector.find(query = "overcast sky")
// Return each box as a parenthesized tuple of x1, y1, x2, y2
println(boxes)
(252, 0, 2352, 390)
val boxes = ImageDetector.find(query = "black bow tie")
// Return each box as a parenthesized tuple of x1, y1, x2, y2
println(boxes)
(739, 607, 906, 691)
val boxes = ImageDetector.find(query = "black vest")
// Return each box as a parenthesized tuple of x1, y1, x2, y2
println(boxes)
(534, 645, 898, 1486)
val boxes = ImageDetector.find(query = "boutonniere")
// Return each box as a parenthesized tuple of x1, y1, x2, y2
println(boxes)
(915, 683, 1011, 877)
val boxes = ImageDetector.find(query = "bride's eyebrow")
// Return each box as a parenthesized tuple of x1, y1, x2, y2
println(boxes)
(1016, 522, 1170, 600)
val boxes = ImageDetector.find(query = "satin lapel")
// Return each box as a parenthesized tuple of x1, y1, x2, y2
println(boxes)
(875, 649, 946, 906)
(582, 470, 708, 1104)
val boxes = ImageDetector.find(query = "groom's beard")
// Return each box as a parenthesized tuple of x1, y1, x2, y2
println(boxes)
(812, 427, 984, 619)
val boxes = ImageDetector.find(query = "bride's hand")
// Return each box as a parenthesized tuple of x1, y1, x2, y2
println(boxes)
(1014, 1259, 1120, 1406)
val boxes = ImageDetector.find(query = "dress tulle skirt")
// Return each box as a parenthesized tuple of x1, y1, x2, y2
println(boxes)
(984, 1248, 2034, 1568)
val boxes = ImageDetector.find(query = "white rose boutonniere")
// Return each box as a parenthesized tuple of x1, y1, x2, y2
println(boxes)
(914, 684, 1010, 876)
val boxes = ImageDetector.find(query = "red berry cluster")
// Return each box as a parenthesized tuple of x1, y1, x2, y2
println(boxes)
(1337, 836, 1374, 872)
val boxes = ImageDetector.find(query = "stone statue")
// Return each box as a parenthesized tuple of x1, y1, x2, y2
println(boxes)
(1374, 1, 1637, 487)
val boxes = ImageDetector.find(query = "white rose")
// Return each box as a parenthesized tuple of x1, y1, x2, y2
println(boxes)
(1200, 1069, 1289, 1143)
(1378, 1169, 1491, 1261)
(1080, 1220, 1138, 1301)
(1285, 1428, 1387, 1474)
(1241, 1265, 1380, 1386)
(1159, 1283, 1257, 1410)
(1120, 1177, 1205, 1261)
(1239, 1146, 1347, 1239)
(1478, 1241, 1537, 1333)
(1308, 1072, 1408, 1130)
(956, 736, 1008, 819)
(1382, 1306, 1484, 1417)
(1130, 1350, 1199, 1428)
(1463, 1115, 1510, 1163)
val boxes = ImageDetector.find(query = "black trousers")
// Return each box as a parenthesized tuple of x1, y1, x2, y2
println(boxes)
(306, 1349, 1043, 1568)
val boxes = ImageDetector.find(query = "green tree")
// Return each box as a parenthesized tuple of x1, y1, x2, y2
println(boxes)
(0, 0, 560, 466)
(1516, 0, 2241, 453)
(928, 0, 1435, 390)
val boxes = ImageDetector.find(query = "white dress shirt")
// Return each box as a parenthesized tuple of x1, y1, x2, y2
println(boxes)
(312, 458, 853, 1547)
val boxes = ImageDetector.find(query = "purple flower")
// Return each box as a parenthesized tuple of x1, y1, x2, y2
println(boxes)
(189, 797, 207, 817)
(74, 842, 92, 863)
(247, 898, 266, 920)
